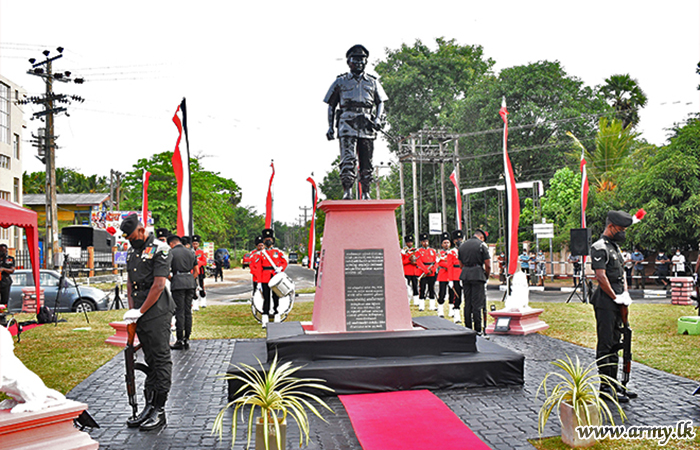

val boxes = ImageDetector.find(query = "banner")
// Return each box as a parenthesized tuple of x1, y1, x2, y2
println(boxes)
(500, 98, 520, 276)
(265, 161, 275, 228)
(172, 98, 192, 237)
(449, 168, 462, 230)
(306, 176, 318, 267)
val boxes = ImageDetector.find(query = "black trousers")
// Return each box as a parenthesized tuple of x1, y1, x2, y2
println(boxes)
(0, 281, 10, 306)
(172, 288, 194, 341)
(136, 313, 173, 398)
(595, 306, 622, 380)
(339, 136, 373, 190)
(261, 283, 279, 316)
(438, 281, 450, 305)
(419, 275, 436, 300)
(463, 281, 486, 332)
(450, 280, 462, 308)
(405, 275, 418, 296)
(197, 272, 205, 291)
(214, 261, 223, 281)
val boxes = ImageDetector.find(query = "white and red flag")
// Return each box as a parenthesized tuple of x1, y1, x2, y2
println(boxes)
(141, 170, 151, 226)
(500, 98, 520, 275)
(449, 168, 462, 230)
(265, 161, 275, 228)
(172, 98, 192, 237)
(580, 145, 589, 229)
(306, 176, 318, 266)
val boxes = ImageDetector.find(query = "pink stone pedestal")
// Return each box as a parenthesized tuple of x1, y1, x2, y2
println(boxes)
(485, 308, 549, 335)
(310, 199, 413, 333)
(0, 400, 99, 449)
(105, 321, 139, 347)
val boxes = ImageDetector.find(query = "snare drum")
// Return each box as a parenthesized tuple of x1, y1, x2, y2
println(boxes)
(269, 272, 294, 298)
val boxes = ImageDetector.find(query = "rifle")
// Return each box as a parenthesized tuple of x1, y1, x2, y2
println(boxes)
(618, 305, 632, 391)
(124, 321, 151, 421)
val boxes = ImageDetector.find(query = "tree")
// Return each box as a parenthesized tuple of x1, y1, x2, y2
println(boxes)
(600, 74, 648, 129)
(23, 167, 108, 194)
(586, 118, 640, 192)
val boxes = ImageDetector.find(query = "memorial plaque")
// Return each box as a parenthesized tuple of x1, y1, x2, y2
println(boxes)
(344, 249, 386, 331)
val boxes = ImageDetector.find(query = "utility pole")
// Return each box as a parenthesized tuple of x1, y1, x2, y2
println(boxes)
(21, 47, 84, 268)
(439, 141, 447, 232)
(299, 206, 312, 225)
(110, 169, 123, 211)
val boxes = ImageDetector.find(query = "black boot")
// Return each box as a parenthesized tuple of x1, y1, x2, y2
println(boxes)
(342, 186, 353, 200)
(361, 191, 371, 200)
(139, 392, 167, 431)
(170, 340, 186, 350)
(126, 390, 155, 428)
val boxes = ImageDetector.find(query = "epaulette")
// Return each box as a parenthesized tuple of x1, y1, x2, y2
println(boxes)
(366, 73, 377, 79)
(591, 238, 606, 251)
(337, 72, 348, 78)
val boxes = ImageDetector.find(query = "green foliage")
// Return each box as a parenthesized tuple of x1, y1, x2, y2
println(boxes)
(587, 118, 640, 191)
(600, 74, 648, 129)
(213, 354, 334, 450)
(23, 167, 109, 194)
(537, 355, 626, 436)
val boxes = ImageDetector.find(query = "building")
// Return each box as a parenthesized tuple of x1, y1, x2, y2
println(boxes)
(0, 74, 26, 251)
(23, 193, 111, 227)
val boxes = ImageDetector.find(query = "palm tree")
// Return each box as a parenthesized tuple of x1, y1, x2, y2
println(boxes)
(600, 74, 648, 129)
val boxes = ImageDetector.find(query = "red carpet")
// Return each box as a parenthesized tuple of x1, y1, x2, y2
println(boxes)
(339, 390, 491, 450)
(6, 323, 42, 336)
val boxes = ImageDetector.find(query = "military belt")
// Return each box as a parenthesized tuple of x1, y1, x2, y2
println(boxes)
(342, 106, 372, 113)
(263, 267, 275, 271)
(453, 265, 461, 268)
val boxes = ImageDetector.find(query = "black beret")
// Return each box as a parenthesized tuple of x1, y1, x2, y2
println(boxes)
(120, 214, 140, 238)
(155, 227, 170, 239)
(475, 229, 488, 239)
(181, 236, 191, 245)
(346, 44, 369, 58)
(254, 236, 263, 245)
(441, 232, 451, 242)
(452, 229, 464, 240)
(405, 235, 414, 243)
(192, 234, 202, 243)
(166, 234, 181, 245)
(262, 228, 275, 240)
(419, 232, 429, 242)
(607, 210, 633, 227)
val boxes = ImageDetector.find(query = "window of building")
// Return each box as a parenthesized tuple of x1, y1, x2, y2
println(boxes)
(0, 190, 10, 201)
(0, 154, 10, 169)
(0, 82, 9, 144)
(13, 178, 20, 203)
(13, 134, 20, 159)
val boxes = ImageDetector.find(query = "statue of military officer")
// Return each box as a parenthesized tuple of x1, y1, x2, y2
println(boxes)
(324, 44, 388, 200)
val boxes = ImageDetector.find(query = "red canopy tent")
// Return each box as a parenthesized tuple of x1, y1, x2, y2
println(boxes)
(0, 198, 41, 314)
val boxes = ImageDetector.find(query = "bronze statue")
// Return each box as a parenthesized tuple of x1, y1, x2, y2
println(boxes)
(324, 44, 388, 200)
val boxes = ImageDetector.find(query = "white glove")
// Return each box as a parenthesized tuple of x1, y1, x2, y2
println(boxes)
(614, 291, 633, 306)
(123, 309, 143, 323)
(448, 281, 453, 288)
(257, 283, 263, 292)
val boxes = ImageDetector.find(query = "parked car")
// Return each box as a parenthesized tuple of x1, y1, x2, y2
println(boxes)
(8, 270, 109, 313)
(241, 252, 253, 269)
(288, 252, 298, 264)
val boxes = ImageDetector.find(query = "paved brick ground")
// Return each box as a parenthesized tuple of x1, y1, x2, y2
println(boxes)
(68, 334, 700, 449)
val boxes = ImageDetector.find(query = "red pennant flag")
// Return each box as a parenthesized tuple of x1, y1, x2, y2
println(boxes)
(500, 98, 520, 275)
(172, 98, 192, 237)
(306, 176, 318, 267)
(449, 168, 462, 230)
(265, 161, 275, 228)
(142, 170, 151, 226)
(580, 150, 589, 229)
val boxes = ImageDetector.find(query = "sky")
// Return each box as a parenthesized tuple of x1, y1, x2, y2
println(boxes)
(1, 1, 698, 225)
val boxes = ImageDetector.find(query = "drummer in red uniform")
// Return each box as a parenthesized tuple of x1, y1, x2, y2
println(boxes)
(257, 228, 288, 327)
(416, 232, 437, 312)
(401, 235, 420, 306)
(449, 230, 464, 323)
(436, 232, 453, 317)
(192, 235, 208, 308)
(249, 236, 264, 293)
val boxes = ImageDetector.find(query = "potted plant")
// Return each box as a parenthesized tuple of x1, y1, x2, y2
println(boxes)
(537, 354, 626, 448)
(213, 354, 334, 450)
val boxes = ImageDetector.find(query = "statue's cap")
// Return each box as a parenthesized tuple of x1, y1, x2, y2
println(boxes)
(346, 44, 369, 58)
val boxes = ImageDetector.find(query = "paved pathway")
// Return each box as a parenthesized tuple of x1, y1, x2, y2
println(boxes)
(68, 331, 700, 450)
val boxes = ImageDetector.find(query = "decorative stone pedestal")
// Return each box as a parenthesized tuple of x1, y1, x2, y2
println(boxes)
(105, 321, 139, 347)
(671, 277, 694, 305)
(0, 400, 99, 449)
(485, 308, 549, 335)
(310, 200, 413, 333)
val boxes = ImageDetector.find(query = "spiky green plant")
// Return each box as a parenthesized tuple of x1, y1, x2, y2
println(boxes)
(536, 354, 626, 436)
(212, 354, 334, 450)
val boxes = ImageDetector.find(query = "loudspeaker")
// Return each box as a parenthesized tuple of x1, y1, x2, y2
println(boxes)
(570, 228, 591, 256)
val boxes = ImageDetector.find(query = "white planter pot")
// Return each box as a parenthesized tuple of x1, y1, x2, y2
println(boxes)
(559, 401, 600, 448)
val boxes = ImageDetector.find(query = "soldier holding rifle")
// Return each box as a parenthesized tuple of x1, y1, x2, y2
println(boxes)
(590, 211, 638, 403)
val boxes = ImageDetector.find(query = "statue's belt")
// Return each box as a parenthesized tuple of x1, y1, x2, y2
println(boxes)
(341, 107, 372, 113)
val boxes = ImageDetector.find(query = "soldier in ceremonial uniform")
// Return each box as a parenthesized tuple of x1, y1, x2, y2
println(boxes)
(0, 244, 15, 306)
(436, 232, 453, 318)
(458, 229, 491, 334)
(449, 230, 464, 322)
(155, 227, 170, 243)
(416, 233, 437, 312)
(324, 44, 388, 200)
(249, 236, 264, 293)
(401, 235, 420, 305)
(590, 210, 637, 403)
(256, 228, 288, 327)
(192, 235, 207, 308)
(167, 235, 197, 350)
(120, 214, 174, 431)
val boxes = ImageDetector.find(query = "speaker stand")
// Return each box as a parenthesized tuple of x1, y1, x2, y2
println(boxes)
(566, 275, 591, 303)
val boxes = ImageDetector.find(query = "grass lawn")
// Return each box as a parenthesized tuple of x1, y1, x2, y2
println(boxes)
(530, 433, 700, 449)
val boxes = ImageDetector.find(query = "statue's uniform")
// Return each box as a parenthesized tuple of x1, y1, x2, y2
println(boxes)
(324, 72, 388, 191)
(169, 243, 196, 345)
(458, 237, 490, 332)
(590, 235, 625, 380)
(0, 253, 15, 306)
(126, 234, 174, 408)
